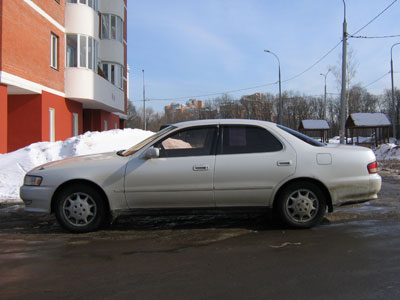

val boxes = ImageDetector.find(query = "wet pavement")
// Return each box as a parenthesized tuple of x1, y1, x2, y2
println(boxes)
(1, 168, 400, 300)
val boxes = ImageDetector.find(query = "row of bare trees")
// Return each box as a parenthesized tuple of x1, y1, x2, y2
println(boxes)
(126, 86, 400, 138)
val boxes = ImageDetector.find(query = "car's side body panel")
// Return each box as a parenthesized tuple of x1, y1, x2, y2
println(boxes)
(21, 152, 129, 213)
(124, 155, 216, 208)
(20, 119, 382, 220)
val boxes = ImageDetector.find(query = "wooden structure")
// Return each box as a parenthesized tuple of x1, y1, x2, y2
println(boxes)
(299, 120, 330, 143)
(345, 113, 391, 147)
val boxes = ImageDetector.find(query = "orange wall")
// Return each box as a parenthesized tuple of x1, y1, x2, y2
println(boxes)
(0, 0, 64, 92)
(7, 92, 83, 152)
(32, 0, 65, 26)
(83, 109, 122, 132)
(8, 94, 42, 152)
(0, 84, 8, 153)
(41, 92, 83, 142)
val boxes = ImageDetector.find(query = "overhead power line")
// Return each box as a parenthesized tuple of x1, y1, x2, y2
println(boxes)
(349, 34, 400, 39)
(363, 71, 390, 88)
(133, 0, 398, 103)
(350, 0, 398, 36)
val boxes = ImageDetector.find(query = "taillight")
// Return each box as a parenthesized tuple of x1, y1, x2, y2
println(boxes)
(367, 161, 378, 174)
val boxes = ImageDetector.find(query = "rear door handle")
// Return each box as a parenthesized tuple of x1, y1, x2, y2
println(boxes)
(193, 165, 209, 171)
(277, 160, 292, 166)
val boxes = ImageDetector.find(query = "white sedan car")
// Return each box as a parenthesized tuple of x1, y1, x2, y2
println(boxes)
(20, 119, 381, 232)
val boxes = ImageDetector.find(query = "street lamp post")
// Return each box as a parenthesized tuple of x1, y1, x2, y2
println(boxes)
(264, 50, 282, 124)
(390, 42, 400, 140)
(142, 69, 146, 131)
(320, 69, 331, 120)
(339, 0, 347, 144)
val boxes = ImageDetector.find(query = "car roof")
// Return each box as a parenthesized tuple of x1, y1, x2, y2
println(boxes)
(173, 119, 277, 129)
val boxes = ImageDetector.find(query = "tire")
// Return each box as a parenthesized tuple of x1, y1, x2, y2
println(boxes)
(54, 184, 107, 233)
(276, 182, 326, 228)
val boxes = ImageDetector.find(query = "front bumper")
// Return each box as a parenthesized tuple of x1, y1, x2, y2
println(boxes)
(19, 185, 55, 213)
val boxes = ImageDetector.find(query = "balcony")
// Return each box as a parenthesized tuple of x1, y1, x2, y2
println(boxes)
(65, 68, 124, 112)
(65, 2, 99, 37)
(98, 0, 125, 20)
(98, 39, 124, 66)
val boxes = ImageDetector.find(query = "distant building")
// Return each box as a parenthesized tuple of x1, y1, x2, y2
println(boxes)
(164, 99, 205, 114)
(0, 0, 128, 153)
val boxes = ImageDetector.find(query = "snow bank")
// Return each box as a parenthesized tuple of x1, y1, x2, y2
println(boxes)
(0, 129, 153, 202)
(375, 143, 400, 161)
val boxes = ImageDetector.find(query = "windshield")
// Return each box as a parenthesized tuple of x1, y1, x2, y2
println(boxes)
(121, 126, 176, 156)
(277, 124, 326, 147)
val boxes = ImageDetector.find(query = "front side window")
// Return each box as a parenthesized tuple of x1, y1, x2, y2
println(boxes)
(121, 126, 176, 156)
(219, 126, 283, 155)
(155, 127, 217, 158)
(50, 33, 58, 69)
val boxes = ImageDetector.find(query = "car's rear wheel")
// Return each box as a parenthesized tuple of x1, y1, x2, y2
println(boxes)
(54, 184, 107, 233)
(276, 182, 326, 228)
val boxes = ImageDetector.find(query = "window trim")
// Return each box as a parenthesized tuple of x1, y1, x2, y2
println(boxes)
(217, 125, 284, 155)
(101, 13, 124, 43)
(50, 33, 58, 70)
(66, 33, 98, 71)
(100, 62, 124, 89)
(67, 0, 98, 11)
(49, 108, 56, 142)
(72, 113, 79, 136)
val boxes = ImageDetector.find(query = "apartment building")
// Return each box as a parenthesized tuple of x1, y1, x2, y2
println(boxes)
(0, 0, 128, 153)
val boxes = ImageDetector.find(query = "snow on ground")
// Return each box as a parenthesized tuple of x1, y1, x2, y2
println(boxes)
(375, 143, 400, 161)
(0, 128, 399, 203)
(0, 129, 153, 203)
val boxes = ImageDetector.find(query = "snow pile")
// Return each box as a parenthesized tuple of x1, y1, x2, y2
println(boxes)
(301, 120, 330, 129)
(0, 129, 153, 202)
(375, 143, 400, 161)
(350, 113, 391, 127)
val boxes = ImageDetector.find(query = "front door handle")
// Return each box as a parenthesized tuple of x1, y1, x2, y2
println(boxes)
(193, 165, 209, 171)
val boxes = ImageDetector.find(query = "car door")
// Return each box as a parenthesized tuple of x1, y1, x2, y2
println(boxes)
(124, 126, 218, 208)
(214, 125, 296, 207)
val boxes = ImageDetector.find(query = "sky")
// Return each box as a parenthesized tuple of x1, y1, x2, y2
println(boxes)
(127, 0, 400, 112)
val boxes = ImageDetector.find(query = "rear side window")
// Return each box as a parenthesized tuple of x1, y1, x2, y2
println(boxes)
(277, 125, 325, 147)
(219, 126, 283, 155)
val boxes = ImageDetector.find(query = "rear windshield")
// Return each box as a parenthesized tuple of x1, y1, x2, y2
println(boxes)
(277, 125, 325, 147)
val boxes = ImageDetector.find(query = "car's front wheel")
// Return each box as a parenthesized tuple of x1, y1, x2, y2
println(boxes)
(54, 184, 107, 233)
(276, 182, 326, 228)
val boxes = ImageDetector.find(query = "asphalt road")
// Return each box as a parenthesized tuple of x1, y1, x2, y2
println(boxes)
(1, 168, 399, 300)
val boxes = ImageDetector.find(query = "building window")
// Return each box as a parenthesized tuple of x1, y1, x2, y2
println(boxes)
(67, 0, 98, 11)
(66, 34, 98, 71)
(100, 62, 123, 89)
(72, 113, 79, 136)
(50, 33, 58, 69)
(49, 108, 55, 142)
(104, 120, 108, 131)
(101, 14, 123, 43)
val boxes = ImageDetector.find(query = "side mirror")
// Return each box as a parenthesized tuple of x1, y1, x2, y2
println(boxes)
(143, 147, 159, 159)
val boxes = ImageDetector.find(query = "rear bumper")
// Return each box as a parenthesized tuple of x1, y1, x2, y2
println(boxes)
(330, 174, 382, 207)
(19, 185, 54, 213)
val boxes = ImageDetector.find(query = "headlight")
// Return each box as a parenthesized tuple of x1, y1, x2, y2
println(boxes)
(24, 175, 43, 186)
